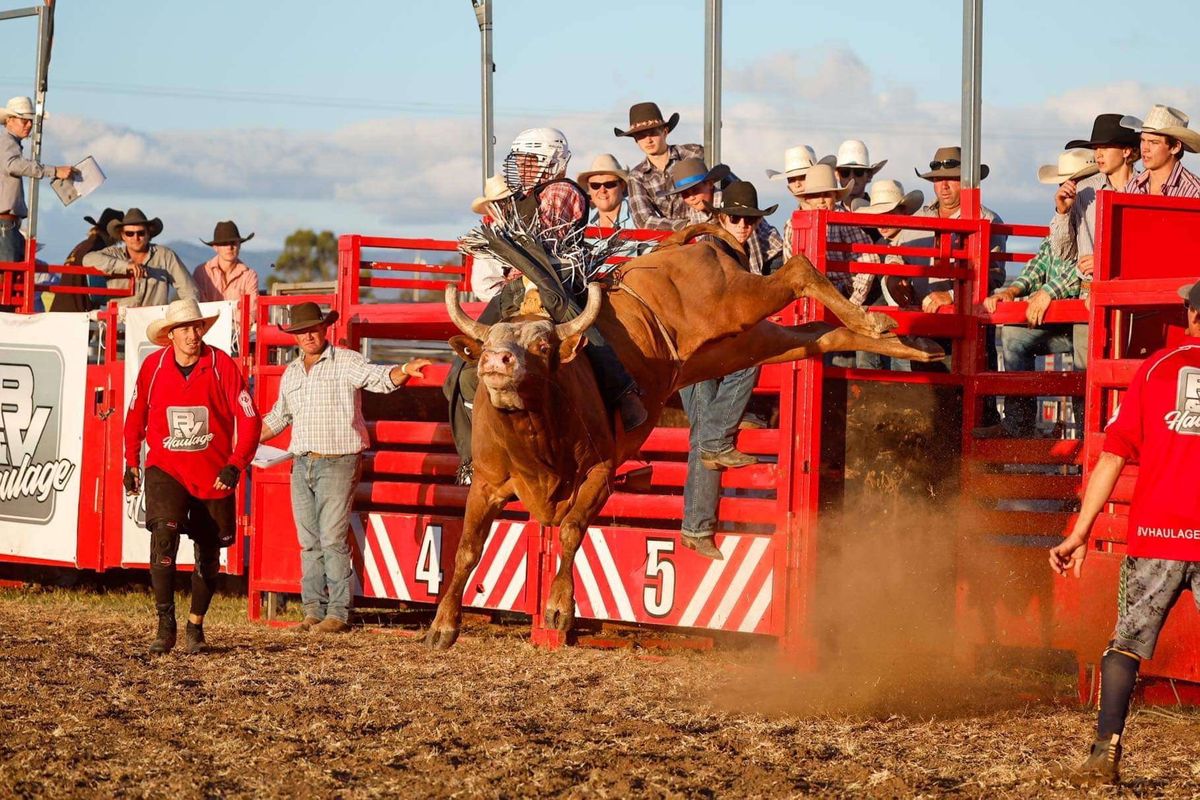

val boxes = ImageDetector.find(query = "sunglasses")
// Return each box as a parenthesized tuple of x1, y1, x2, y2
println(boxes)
(929, 159, 962, 171)
(726, 214, 755, 225)
(836, 168, 869, 177)
(122, 229, 148, 239)
(588, 180, 621, 191)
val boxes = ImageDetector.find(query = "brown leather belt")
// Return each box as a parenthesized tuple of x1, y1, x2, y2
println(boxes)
(304, 451, 349, 459)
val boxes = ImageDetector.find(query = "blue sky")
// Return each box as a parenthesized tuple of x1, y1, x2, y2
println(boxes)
(0, 0, 1196, 261)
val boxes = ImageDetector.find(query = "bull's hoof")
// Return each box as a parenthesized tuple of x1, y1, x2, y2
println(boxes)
(424, 627, 460, 650)
(860, 311, 899, 338)
(901, 336, 946, 363)
(543, 606, 575, 634)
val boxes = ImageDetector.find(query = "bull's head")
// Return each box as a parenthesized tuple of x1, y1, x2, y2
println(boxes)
(446, 284, 602, 411)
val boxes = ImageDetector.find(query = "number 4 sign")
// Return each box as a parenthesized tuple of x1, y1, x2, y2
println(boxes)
(415, 524, 443, 594)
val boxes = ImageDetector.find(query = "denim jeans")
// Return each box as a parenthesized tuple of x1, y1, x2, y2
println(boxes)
(292, 453, 362, 622)
(0, 219, 24, 263)
(999, 323, 1086, 435)
(678, 366, 759, 536)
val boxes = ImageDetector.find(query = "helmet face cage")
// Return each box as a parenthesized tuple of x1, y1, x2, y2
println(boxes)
(504, 128, 570, 192)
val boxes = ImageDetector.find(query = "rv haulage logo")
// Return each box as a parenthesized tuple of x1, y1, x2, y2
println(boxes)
(0, 360, 74, 512)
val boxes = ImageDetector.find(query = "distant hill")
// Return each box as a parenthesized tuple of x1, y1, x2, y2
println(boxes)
(162, 240, 281, 287)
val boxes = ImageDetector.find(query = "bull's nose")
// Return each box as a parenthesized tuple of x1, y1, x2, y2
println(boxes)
(480, 349, 515, 373)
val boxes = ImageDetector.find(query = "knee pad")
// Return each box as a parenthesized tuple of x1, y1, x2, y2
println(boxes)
(149, 521, 181, 568)
(193, 543, 221, 580)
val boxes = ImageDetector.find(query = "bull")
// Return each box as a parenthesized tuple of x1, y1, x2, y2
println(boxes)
(426, 223, 939, 649)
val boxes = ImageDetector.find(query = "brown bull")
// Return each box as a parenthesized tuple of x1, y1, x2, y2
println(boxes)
(426, 223, 940, 649)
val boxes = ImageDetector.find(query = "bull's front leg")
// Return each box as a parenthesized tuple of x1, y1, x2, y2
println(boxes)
(543, 467, 613, 635)
(426, 481, 508, 650)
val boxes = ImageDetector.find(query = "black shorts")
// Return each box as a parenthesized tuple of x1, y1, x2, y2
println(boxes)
(144, 466, 237, 548)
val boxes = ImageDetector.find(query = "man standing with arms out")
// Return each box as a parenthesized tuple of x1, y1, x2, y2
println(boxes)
(193, 220, 260, 306)
(84, 208, 198, 308)
(0, 96, 73, 262)
(1121, 105, 1200, 198)
(124, 299, 261, 654)
(619, 102, 705, 230)
(260, 303, 430, 633)
(1050, 282, 1200, 785)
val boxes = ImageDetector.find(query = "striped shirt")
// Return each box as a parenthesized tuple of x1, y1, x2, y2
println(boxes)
(1006, 237, 1080, 300)
(1049, 170, 1119, 262)
(1124, 160, 1200, 198)
(784, 214, 879, 305)
(627, 143, 705, 230)
(262, 345, 399, 455)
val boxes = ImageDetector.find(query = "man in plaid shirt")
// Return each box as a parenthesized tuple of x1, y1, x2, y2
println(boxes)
(616, 101, 707, 230)
(261, 303, 430, 633)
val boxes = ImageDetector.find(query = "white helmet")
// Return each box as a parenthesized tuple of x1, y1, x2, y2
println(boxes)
(505, 127, 571, 190)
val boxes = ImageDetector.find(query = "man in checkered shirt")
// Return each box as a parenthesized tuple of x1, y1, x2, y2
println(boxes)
(617, 101, 708, 230)
(260, 303, 430, 634)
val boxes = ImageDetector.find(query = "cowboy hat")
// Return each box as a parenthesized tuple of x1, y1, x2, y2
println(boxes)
(281, 301, 338, 333)
(663, 158, 730, 196)
(857, 179, 924, 215)
(83, 208, 123, 230)
(471, 174, 515, 215)
(1178, 281, 1200, 307)
(835, 139, 887, 173)
(576, 154, 630, 187)
(1120, 105, 1200, 154)
(203, 220, 255, 246)
(146, 299, 219, 347)
(795, 164, 851, 198)
(614, 102, 679, 138)
(0, 96, 36, 121)
(766, 145, 836, 181)
(915, 146, 989, 181)
(705, 180, 777, 217)
(107, 208, 164, 242)
(1066, 113, 1141, 150)
(1037, 149, 1099, 185)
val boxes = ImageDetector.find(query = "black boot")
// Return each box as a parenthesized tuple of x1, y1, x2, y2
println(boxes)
(149, 603, 177, 655)
(183, 622, 207, 655)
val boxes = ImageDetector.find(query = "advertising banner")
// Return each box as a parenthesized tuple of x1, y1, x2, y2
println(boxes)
(0, 312, 90, 564)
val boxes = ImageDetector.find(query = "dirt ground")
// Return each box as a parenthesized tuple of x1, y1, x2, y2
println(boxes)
(1, 588, 1198, 799)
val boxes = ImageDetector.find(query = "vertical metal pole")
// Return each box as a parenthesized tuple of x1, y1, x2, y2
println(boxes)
(703, 0, 722, 164)
(960, 0, 983, 193)
(472, 0, 495, 185)
(28, 3, 51, 243)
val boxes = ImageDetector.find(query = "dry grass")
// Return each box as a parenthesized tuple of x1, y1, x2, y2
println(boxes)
(1, 587, 1199, 798)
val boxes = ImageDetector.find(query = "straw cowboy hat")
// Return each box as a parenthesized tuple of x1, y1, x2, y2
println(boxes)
(470, 174, 515, 214)
(0, 96, 36, 121)
(147, 298, 218, 347)
(1037, 149, 1099, 185)
(576, 154, 629, 186)
(915, 146, 989, 181)
(835, 139, 887, 173)
(766, 145, 836, 181)
(1120, 105, 1200, 154)
(705, 180, 777, 217)
(203, 220, 254, 246)
(613, 101, 679, 138)
(281, 301, 338, 333)
(1066, 113, 1141, 150)
(107, 208, 164, 242)
(663, 158, 731, 196)
(795, 164, 851, 198)
(857, 180, 924, 215)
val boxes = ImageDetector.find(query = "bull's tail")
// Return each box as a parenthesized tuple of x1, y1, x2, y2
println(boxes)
(654, 223, 744, 255)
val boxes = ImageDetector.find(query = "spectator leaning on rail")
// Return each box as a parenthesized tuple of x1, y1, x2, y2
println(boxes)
(124, 299, 261, 655)
(976, 149, 1098, 439)
(260, 303, 431, 633)
(834, 139, 886, 208)
(1049, 281, 1200, 786)
(576, 153, 647, 258)
(858, 179, 926, 370)
(619, 101, 707, 230)
(83, 208, 198, 308)
(193, 220, 260, 307)
(1121, 104, 1200, 198)
(0, 96, 74, 263)
(48, 207, 122, 313)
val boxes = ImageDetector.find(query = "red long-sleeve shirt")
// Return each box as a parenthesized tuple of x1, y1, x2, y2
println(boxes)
(1103, 337, 1200, 560)
(124, 344, 261, 500)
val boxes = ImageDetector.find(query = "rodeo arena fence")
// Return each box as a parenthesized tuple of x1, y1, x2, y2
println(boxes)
(2, 193, 1199, 704)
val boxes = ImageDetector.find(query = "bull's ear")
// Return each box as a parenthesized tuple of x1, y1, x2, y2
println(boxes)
(558, 333, 588, 364)
(450, 335, 483, 363)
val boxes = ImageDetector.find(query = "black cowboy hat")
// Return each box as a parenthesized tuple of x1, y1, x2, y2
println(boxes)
(705, 180, 777, 217)
(1066, 113, 1141, 150)
(83, 207, 122, 230)
(914, 146, 989, 181)
(107, 208, 164, 242)
(663, 158, 731, 196)
(281, 302, 339, 333)
(202, 220, 255, 246)
(614, 101, 680, 138)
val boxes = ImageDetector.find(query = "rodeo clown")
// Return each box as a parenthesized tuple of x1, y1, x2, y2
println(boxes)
(124, 299, 261, 655)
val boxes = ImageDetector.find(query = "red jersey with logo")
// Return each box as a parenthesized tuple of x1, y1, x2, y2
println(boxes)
(124, 344, 261, 500)
(1102, 337, 1200, 560)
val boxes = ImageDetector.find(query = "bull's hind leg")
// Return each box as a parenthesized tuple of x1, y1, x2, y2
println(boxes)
(426, 483, 508, 650)
(767, 253, 898, 338)
(542, 467, 613, 636)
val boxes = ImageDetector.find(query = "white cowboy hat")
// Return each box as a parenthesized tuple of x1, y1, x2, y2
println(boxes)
(1037, 148, 1099, 185)
(147, 298, 218, 347)
(857, 179, 924, 215)
(576, 154, 629, 187)
(766, 145, 836, 181)
(470, 174, 515, 215)
(835, 139, 886, 173)
(0, 96, 37, 121)
(1120, 105, 1200, 154)
(796, 164, 851, 198)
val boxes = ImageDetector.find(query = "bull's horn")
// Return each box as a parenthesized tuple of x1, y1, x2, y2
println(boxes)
(445, 284, 492, 341)
(555, 283, 603, 340)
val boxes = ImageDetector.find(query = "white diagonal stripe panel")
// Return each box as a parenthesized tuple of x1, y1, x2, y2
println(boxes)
(574, 548, 608, 619)
(678, 536, 740, 627)
(496, 553, 527, 610)
(370, 513, 410, 601)
(710, 537, 769, 627)
(352, 515, 384, 599)
(468, 523, 522, 606)
(588, 529, 636, 622)
(738, 572, 773, 633)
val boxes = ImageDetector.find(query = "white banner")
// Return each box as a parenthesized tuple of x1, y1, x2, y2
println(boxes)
(0, 312, 90, 564)
(121, 301, 236, 566)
